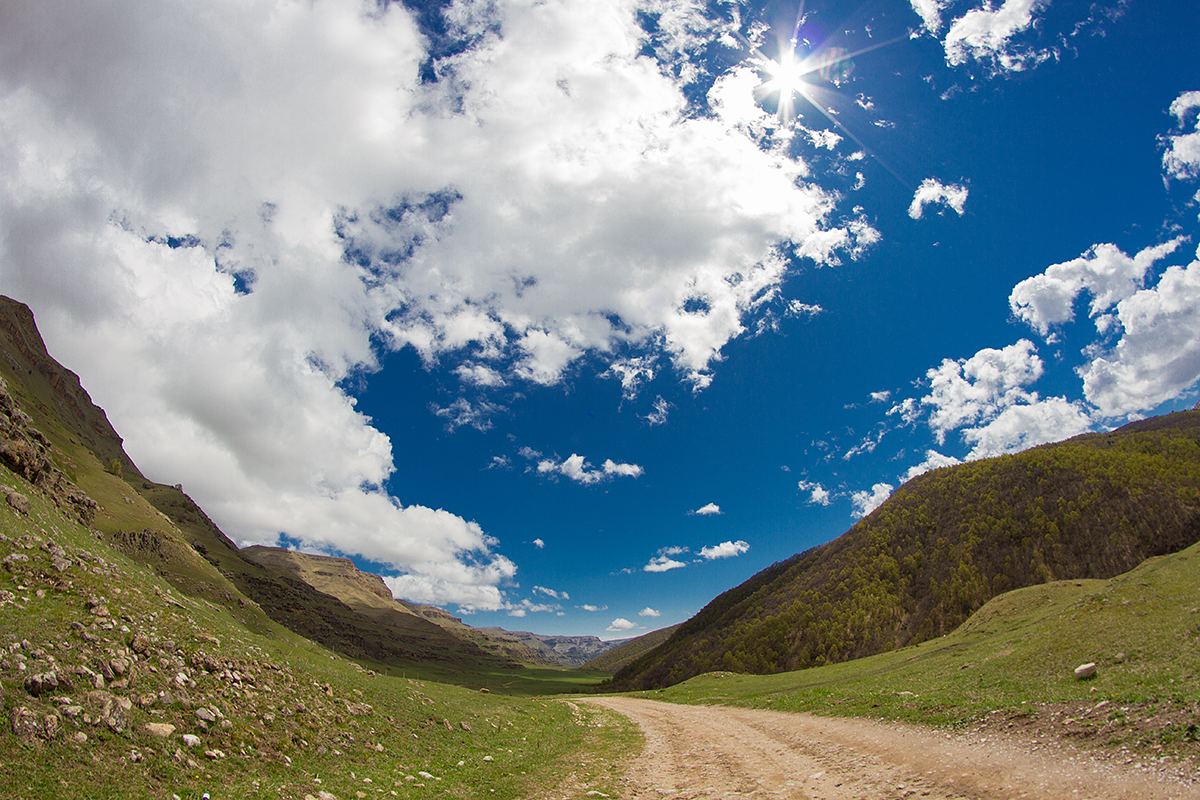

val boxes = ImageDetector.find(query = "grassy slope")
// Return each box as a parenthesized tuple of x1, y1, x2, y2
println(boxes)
(583, 625, 682, 673)
(141, 484, 521, 673)
(608, 411, 1200, 690)
(0, 472, 637, 799)
(640, 540, 1200, 764)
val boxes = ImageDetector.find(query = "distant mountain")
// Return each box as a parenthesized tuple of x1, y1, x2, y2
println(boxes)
(476, 628, 619, 668)
(605, 411, 1200, 690)
(241, 545, 554, 666)
(582, 624, 682, 673)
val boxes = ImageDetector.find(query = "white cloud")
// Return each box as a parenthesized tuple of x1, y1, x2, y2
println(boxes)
(533, 585, 566, 600)
(693, 502, 722, 516)
(1009, 241, 1182, 336)
(644, 556, 688, 573)
(537, 453, 644, 484)
(1163, 91, 1200, 182)
(0, 0, 870, 612)
(433, 398, 504, 432)
(638, 607, 662, 617)
(961, 397, 1093, 459)
(606, 618, 639, 632)
(699, 540, 750, 560)
(922, 340, 1044, 442)
(532, 538, 545, 549)
(843, 428, 886, 460)
(850, 483, 894, 519)
(603, 459, 646, 478)
(1079, 257, 1200, 417)
(581, 604, 606, 612)
(908, 178, 968, 219)
(798, 480, 832, 506)
(900, 450, 963, 482)
(455, 364, 506, 387)
(645, 396, 672, 426)
(910, 0, 953, 34)
(942, 0, 1055, 72)
(887, 397, 921, 425)
(869, 390, 892, 403)
(508, 598, 562, 615)
(606, 357, 657, 400)
(786, 300, 824, 318)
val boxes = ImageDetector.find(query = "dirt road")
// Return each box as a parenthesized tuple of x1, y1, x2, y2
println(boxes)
(581, 697, 1200, 800)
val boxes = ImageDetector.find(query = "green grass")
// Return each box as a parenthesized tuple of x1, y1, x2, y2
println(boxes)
(0, 472, 637, 800)
(631, 541, 1200, 762)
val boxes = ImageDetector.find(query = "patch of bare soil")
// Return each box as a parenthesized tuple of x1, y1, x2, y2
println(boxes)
(582, 697, 1200, 800)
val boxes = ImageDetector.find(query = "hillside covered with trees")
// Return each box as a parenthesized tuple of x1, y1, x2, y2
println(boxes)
(605, 411, 1200, 690)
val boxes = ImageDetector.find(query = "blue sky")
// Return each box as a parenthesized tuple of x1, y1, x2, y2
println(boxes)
(2, 0, 1198, 638)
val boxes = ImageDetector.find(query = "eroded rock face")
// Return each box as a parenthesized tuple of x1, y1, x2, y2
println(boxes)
(0, 377, 97, 525)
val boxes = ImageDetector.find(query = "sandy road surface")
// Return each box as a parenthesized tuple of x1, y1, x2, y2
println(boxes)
(581, 697, 1200, 800)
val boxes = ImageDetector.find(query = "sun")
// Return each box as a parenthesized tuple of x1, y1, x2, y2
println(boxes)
(757, 46, 813, 124)
(766, 51, 807, 98)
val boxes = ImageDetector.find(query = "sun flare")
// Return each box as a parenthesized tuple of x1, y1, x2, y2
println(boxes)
(768, 52, 807, 97)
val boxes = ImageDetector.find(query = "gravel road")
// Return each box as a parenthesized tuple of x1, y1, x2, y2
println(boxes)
(581, 697, 1200, 800)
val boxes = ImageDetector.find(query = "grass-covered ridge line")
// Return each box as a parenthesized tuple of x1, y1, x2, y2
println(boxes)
(637, 539, 1200, 765)
(607, 411, 1200, 690)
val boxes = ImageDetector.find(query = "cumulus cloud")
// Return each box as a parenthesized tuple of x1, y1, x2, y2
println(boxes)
(1079, 256, 1200, 417)
(0, 1, 870, 611)
(798, 480, 832, 506)
(638, 607, 662, 617)
(692, 502, 722, 515)
(850, 483, 894, 519)
(942, 0, 1055, 72)
(922, 340, 1044, 441)
(537, 454, 644, 485)
(532, 538, 545, 549)
(644, 555, 688, 573)
(910, 0, 953, 34)
(1163, 91, 1200, 182)
(455, 364, 506, 388)
(644, 546, 689, 572)
(533, 585, 568, 600)
(699, 540, 750, 560)
(900, 450, 963, 483)
(581, 604, 607, 612)
(606, 618, 639, 633)
(961, 397, 1093, 458)
(1009, 232, 1200, 418)
(1009, 241, 1183, 337)
(908, 178, 969, 219)
(508, 598, 562, 615)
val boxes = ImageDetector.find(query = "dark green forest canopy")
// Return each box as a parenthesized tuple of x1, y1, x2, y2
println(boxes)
(606, 411, 1200, 691)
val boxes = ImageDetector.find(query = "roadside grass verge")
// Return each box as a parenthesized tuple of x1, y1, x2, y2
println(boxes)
(634, 541, 1200, 764)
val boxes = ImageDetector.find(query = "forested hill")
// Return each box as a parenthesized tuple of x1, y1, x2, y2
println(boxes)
(604, 410, 1200, 691)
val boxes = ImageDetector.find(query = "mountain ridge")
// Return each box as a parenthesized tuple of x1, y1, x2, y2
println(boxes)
(605, 409, 1200, 690)
(0, 295, 533, 671)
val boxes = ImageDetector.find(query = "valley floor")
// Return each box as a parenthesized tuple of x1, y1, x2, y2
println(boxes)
(577, 697, 1200, 800)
